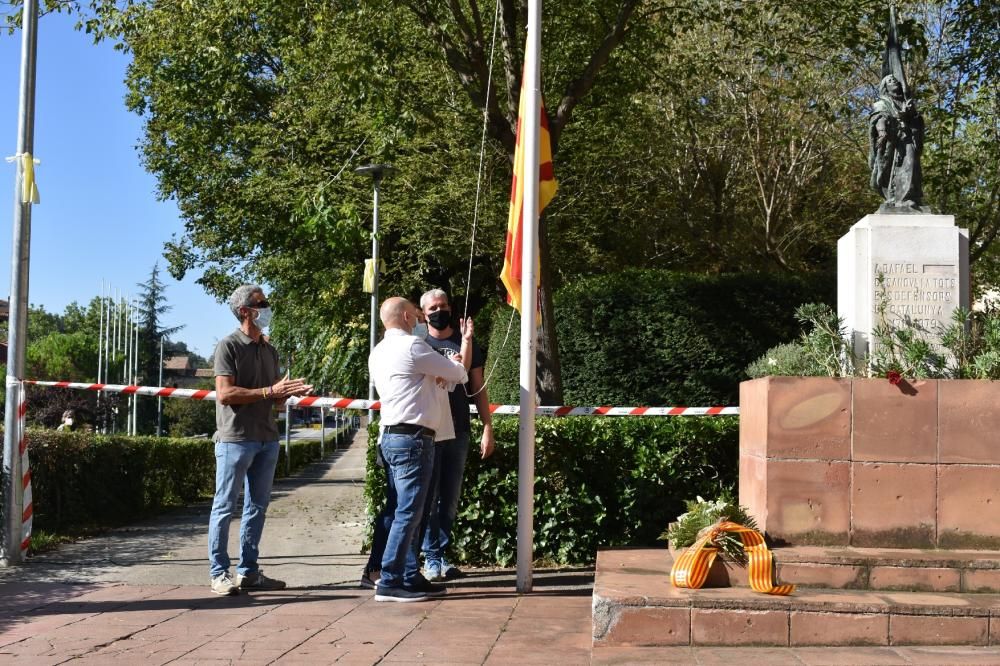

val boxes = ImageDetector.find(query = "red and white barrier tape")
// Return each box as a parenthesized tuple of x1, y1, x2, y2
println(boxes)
(16, 383, 31, 556)
(24, 380, 739, 416)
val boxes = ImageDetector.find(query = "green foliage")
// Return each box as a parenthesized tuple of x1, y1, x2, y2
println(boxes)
(163, 395, 217, 438)
(748, 296, 1000, 381)
(661, 492, 758, 564)
(794, 303, 857, 377)
(24, 429, 331, 538)
(364, 415, 739, 566)
(746, 342, 828, 379)
(939, 307, 1000, 380)
(488, 270, 835, 406)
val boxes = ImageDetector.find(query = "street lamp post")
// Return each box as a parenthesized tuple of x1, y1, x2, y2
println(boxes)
(1, 0, 39, 567)
(354, 164, 393, 424)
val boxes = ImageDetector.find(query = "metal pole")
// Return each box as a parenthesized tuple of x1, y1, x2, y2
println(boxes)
(355, 164, 392, 424)
(319, 407, 325, 457)
(123, 296, 130, 433)
(516, 0, 542, 594)
(97, 281, 104, 383)
(284, 403, 291, 476)
(157, 337, 163, 436)
(96, 281, 104, 423)
(2, 0, 39, 567)
(334, 408, 339, 451)
(368, 175, 380, 423)
(112, 289, 119, 362)
(132, 316, 139, 434)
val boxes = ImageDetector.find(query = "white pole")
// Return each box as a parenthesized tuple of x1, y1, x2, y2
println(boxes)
(97, 280, 105, 384)
(516, 0, 542, 594)
(132, 319, 138, 435)
(157, 337, 164, 436)
(368, 177, 381, 424)
(319, 407, 325, 457)
(103, 291, 111, 433)
(113, 289, 119, 362)
(1, 0, 39, 567)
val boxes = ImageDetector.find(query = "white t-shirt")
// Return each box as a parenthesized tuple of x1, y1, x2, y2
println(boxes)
(369, 328, 468, 441)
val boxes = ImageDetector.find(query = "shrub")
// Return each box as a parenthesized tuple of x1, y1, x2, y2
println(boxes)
(24, 429, 332, 537)
(487, 269, 834, 406)
(746, 342, 827, 379)
(364, 415, 739, 566)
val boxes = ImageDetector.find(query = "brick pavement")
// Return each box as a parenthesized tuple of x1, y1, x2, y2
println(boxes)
(3, 428, 1000, 663)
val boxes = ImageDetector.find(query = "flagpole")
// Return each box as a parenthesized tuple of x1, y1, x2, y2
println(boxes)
(516, 0, 542, 594)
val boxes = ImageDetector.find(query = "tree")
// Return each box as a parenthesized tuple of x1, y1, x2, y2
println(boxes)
(135, 263, 183, 383)
(62, 0, 665, 403)
(9, 0, 997, 402)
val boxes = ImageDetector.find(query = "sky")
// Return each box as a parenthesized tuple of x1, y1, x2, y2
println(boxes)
(0, 11, 235, 362)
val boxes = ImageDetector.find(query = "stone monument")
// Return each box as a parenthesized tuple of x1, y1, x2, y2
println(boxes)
(838, 4, 968, 359)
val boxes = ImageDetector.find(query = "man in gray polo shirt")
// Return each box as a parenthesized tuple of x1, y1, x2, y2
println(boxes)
(208, 284, 312, 596)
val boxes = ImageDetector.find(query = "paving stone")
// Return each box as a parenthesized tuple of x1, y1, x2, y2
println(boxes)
(691, 608, 790, 646)
(590, 646, 699, 665)
(870, 566, 961, 592)
(792, 646, 909, 664)
(890, 614, 989, 646)
(596, 606, 690, 647)
(790, 611, 888, 646)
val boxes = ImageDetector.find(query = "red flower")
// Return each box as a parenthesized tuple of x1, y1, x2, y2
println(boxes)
(887, 370, 902, 385)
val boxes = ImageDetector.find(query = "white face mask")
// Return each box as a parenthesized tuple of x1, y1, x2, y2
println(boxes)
(64, 418, 74, 426)
(412, 322, 428, 339)
(252, 306, 273, 329)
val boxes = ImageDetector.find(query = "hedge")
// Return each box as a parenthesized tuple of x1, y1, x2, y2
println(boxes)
(486, 269, 834, 406)
(365, 415, 739, 566)
(20, 426, 351, 535)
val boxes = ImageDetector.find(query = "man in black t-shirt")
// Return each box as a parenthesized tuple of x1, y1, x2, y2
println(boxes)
(418, 289, 495, 581)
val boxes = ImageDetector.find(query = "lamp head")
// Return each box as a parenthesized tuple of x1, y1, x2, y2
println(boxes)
(354, 163, 394, 181)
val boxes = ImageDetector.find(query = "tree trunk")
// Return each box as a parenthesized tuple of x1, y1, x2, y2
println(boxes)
(536, 214, 563, 404)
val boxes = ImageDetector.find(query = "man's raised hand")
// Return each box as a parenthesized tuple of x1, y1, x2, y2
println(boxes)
(271, 376, 313, 399)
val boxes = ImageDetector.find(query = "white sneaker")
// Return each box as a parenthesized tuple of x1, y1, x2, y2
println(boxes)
(211, 573, 239, 596)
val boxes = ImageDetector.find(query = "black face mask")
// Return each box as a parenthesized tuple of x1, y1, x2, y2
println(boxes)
(428, 310, 452, 331)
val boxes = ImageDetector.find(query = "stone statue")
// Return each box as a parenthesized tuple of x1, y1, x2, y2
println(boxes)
(868, 4, 926, 213)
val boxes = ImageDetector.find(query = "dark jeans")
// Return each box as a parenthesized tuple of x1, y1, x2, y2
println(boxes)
(377, 430, 435, 588)
(422, 432, 470, 566)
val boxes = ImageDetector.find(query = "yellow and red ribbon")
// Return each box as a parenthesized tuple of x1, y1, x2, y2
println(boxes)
(670, 520, 794, 596)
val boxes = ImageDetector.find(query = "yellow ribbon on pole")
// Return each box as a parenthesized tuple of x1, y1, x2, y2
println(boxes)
(670, 520, 795, 596)
(6, 152, 40, 204)
(362, 258, 386, 293)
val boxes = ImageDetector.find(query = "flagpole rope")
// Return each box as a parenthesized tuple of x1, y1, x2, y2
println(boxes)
(22, 380, 738, 416)
(462, 0, 503, 322)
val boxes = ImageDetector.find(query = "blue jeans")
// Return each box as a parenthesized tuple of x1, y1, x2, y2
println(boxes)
(422, 431, 470, 567)
(208, 440, 280, 579)
(379, 431, 435, 588)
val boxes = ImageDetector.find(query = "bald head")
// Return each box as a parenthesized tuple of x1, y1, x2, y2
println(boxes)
(380, 297, 418, 331)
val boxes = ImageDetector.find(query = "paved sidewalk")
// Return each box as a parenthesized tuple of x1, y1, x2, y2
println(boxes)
(4, 429, 1000, 664)
(0, 429, 370, 588)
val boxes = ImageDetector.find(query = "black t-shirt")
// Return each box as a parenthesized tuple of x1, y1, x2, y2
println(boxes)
(424, 330, 485, 435)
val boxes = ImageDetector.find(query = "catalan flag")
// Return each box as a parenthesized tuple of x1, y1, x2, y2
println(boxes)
(500, 76, 557, 315)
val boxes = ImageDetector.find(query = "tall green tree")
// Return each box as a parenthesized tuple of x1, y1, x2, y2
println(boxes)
(135, 262, 183, 384)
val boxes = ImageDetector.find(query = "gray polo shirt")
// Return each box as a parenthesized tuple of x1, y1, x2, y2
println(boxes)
(213, 329, 281, 443)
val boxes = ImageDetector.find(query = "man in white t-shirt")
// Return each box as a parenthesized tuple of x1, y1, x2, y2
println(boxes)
(368, 297, 471, 602)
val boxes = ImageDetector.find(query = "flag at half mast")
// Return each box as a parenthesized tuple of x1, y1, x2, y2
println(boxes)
(500, 75, 558, 315)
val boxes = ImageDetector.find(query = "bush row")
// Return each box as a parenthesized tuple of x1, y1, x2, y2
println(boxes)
(487, 269, 835, 406)
(23, 426, 352, 535)
(365, 415, 739, 566)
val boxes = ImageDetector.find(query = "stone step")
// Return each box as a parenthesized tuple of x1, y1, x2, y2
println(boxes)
(773, 545, 1000, 593)
(680, 544, 1000, 593)
(594, 548, 1000, 648)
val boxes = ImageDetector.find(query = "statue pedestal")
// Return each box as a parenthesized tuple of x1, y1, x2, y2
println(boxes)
(837, 213, 969, 359)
